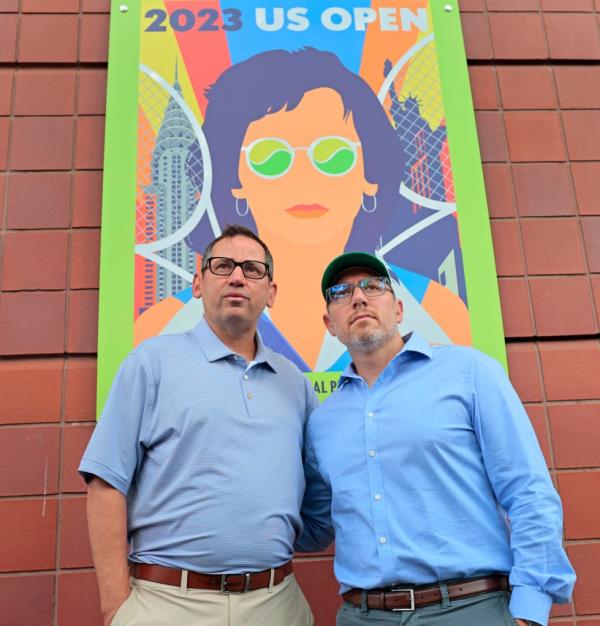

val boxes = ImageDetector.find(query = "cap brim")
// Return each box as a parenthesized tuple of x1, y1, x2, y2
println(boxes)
(321, 252, 390, 298)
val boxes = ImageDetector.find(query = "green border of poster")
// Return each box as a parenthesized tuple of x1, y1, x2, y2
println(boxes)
(96, 0, 505, 414)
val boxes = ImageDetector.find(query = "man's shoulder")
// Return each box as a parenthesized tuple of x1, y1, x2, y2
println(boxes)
(263, 345, 309, 381)
(131, 328, 197, 363)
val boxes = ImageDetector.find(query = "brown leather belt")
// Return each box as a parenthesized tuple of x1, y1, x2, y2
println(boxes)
(130, 561, 293, 593)
(342, 575, 509, 611)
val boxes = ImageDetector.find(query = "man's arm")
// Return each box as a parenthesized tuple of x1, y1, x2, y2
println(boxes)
(87, 477, 131, 626)
(472, 352, 575, 626)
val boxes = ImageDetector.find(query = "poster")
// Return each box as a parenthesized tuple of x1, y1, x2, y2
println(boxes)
(97, 1, 505, 410)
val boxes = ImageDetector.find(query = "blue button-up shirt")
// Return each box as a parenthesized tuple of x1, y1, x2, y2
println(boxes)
(297, 332, 575, 626)
(80, 317, 318, 574)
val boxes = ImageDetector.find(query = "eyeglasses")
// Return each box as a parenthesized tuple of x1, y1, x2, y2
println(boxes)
(326, 277, 392, 304)
(203, 257, 271, 280)
(241, 136, 361, 179)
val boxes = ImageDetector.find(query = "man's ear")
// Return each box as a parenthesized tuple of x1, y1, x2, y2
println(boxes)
(323, 310, 336, 337)
(231, 187, 246, 199)
(266, 280, 277, 308)
(192, 273, 202, 299)
(396, 299, 403, 325)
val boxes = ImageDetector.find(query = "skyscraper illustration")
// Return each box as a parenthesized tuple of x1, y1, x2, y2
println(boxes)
(143, 61, 203, 304)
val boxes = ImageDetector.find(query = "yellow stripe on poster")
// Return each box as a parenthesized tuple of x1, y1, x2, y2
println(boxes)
(139, 0, 204, 129)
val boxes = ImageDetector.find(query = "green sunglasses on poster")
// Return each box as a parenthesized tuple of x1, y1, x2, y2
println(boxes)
(241, 136, 361, 179)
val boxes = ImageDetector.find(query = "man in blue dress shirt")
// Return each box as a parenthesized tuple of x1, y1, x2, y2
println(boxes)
(80, 225, 318, 626)
(297, 251, 575, 626)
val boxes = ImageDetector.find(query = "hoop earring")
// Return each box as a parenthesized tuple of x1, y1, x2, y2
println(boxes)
(235, 198, 249, 217)
(361, 194, 377, 213)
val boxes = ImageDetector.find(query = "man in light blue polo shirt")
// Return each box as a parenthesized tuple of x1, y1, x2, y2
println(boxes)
(296, 252, 575, 626)
(80, 225, 318, 626)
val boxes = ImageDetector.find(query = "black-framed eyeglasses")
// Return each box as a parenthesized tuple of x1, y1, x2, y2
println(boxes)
(326, 276, 392, 304)
(203, 256, 271, 280)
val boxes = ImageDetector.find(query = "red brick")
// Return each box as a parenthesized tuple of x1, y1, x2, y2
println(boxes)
(67, 290, 99, 354)
(0, 174, 5, 224)
(0, 14, 18, 62)
(497, 66, 556, 110)
(490, 220, 525, 276)
(458, 0, 485, 10)
(22, 0, 79, 9)
(542, 0, 594, 8)
(75, 116, 106, 170)
(72, 171, 103, 227)
(1, 230, 69, 291)
(525, 404, 552, 467)
(79, 14, 110, 63)
(504, 112, 565, 162)
(10, 117, 74, 170)
(544, 13, 600, 59)
(0, 69, 13, 114)
(549, 403, 600, 469)
(513, 163, 576, 217)
(489, 13, 548, 59)
(550, 601, 573, 618)
(554, 66, 600, 109)
(571, 163, 600, 216)
(460, 13, 493, 60)
(78, 69, 107, 115)
(0, 291, 66, 356)
(483, 164, 516, 218)
(507, 343, 544, 403)
(529, 276, 597, 336)
(64, 357, 97, 422)
(19, 14, 78, 63)
(559, 473, 600, 538)
(62, 423, 94, 492)
(0, 499, 58, 572)
(521, 219, 586, 275)
(14, 70, 76, 116)
(498, 278, 534, 337)
(563, 111, 600, 161)
(82, 0, 111, 10)
(0, 0, 19, 11)
(60, 497, 94, 568)
(0, 359, 63, 425)
(487, 0, 540, 8)
(539, 340, 600, 401)
(475, 112, 507, 162)
(0, 574, 54, 626)
(6, 172, 71, 229)
(0, 426, 60, 497)
(294, 559, 341, 626)
(592, 276, 600, 326)
(468, 66, 498, 110)
(57, 571, 103, 626)
(70, 229, 101, 290)
(581, 217, 600, 271)
(0, 117, 8, 169)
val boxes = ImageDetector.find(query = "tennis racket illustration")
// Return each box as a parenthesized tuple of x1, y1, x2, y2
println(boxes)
(376, 34, 457, 258)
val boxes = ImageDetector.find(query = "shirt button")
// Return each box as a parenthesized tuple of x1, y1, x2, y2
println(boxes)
(243, 374, 249, 380)
(379, 537, 387, 544)
(367, 411, 374, 418)
(374, 494, 381, 501)
(368, 450, 376, 457)
(247, 392, 253, 400)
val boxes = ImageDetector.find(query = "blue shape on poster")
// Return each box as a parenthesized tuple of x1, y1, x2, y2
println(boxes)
(389, 264, 430, 304)
(225, 0, 367, 72)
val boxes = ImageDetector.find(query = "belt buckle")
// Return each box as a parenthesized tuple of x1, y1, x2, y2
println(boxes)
(388, 587, 415, 611)
(220, 573, 251, 594)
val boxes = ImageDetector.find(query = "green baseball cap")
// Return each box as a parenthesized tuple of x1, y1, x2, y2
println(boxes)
(321, 252, 391, 298)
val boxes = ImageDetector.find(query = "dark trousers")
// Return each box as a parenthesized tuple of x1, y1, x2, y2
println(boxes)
(336, 590, 517, 626)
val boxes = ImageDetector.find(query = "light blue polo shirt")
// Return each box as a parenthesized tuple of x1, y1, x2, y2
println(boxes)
(80, 317, 318, 574)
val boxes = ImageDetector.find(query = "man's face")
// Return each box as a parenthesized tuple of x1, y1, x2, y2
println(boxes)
(192, 235, 277, 333)
(323, 269, 402, 353)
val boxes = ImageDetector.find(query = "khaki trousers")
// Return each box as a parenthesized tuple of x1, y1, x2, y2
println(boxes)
(110, 573, 314, 626)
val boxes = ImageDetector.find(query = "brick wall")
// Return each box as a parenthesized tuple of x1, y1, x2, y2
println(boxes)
(0, 1, 599, 625)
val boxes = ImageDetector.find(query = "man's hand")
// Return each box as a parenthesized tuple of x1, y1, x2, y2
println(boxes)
(86, 477, 131, 626)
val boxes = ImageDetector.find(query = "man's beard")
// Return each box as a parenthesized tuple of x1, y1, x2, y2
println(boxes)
(334, 319, 398, 353)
